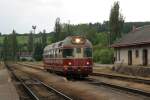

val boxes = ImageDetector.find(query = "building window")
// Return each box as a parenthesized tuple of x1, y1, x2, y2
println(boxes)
(135, 50, 139, 58)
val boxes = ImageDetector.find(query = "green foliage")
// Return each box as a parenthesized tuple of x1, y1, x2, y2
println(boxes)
(95, 32, 108, 46)
(28, 31, 34, 52)
(17, 35, 28, 44)
(33, 42, 43, 61)
(11, 30, 18, 60)
(93, 48, 114, 64)
(53, 17, 61, 42)
(122, 22, 150, 33)
(109, 1, 124, 44)
(47, 36, 52, 44)
(92, 32, 113, 64)
(2, 36, 9, 61)
(2, 30, 18, 61)
(20, 58, 27, 61)
(41, 29, 47, 48)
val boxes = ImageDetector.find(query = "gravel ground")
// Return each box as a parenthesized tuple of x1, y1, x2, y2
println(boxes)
(89, 75, 150, 92)
(12, 68, 66, 100)
(12, 64, 150, 100)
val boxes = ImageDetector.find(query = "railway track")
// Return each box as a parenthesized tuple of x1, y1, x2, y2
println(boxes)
(16, 63, 150, 98)
(17, 63, 44, 70)
(91, 72, 150, 85)
(18, 62, 150, 85)
(86, 78, 150, 97)
(6, 65, 73, 100)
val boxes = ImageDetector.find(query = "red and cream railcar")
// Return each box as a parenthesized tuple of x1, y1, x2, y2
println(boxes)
(43, 36, 93, 77)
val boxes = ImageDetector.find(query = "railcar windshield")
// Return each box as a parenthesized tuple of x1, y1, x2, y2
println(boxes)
(84, 48, 92, 57)
(63, 48, 74, 58)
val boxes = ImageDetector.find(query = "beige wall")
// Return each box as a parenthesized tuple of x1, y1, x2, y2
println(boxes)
(114, 46, 150, 66)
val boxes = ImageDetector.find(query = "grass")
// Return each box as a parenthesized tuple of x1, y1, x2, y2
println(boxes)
(17, 36, 28, 44)
(93, 66, 113, 73)
(0, 35, 52, 45)
(0, 36, 4, 44)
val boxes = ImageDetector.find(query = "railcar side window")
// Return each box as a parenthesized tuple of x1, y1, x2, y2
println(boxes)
(63, 49, 73, 58)
(84, 48, 92, 57)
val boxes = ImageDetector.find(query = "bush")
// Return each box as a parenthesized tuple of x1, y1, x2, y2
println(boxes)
(20, 58, 27, 61)
(93, 48, 113, 64)
(33, 43, 43, 61)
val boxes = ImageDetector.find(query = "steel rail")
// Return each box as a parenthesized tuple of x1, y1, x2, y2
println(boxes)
(6, 65, 40, 100)
(88, 78, 150, 97)
(91, 72, 150, 85)
(17, 63, 44, 70)
(39, 80, 73, 100)
(18, 63, 150, 85)
(7, 64, 73, 100)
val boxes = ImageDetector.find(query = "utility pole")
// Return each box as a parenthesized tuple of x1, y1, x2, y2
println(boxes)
(32, 25, 36, 34)
(32, 25, 36, 59)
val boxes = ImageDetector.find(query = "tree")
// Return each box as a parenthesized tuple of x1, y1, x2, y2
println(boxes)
(53, 17, 61, 42)
(41, 29, 47, 48)
(2, 36, 9, 61)
(93, 48, 113, 64)
(66, 21, 72, 36)
(11, 30, 18, 60)
(28, 31, 34, 53)
(109, 1, 124, 44)
(33, 42, 43, 61)
(85, 23, 97, 45)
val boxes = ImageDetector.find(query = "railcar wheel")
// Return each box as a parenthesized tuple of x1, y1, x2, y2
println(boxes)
(66, 71, 73, 80)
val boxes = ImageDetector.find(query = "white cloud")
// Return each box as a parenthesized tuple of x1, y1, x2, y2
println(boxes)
(0, 0, 150, 34)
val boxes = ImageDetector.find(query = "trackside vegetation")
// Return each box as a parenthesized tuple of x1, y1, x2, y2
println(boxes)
(1, 1, 150, 63)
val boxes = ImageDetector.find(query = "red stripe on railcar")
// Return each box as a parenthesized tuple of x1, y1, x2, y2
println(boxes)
(63, 58, 92, 66)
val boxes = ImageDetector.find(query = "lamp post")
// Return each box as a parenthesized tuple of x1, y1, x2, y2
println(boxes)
(32, 25, 36, 34)
(32, 25, 36, 58)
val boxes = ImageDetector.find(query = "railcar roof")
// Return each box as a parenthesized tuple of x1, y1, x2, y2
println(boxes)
(44, 36, 92, 51)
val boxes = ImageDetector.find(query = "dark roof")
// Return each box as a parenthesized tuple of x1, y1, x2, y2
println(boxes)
(112, 25, 150, 48)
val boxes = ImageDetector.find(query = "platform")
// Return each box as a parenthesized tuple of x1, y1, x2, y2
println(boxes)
(0, 64, 19, 100)
(113, 65, 150, 77)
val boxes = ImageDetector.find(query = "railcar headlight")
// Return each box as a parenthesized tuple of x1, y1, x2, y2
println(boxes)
(71, 36, 86, 44)
(86, 61, 90, 65)
(75, 38, 81, 43)
(68, 62, 72, 66)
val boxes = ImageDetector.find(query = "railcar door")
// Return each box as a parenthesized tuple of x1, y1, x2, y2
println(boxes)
(75, 48, 83, 58)
(74, 48, 84, 66)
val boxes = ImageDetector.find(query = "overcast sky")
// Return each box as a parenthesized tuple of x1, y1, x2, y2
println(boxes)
(0, 0, 150, 34)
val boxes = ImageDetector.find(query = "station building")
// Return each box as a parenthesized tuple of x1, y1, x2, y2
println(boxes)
(112, 25, 150, 66)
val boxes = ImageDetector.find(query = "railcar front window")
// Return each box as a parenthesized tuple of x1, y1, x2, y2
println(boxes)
(84, 48, 92, 57)
(63, 49, 73, 58)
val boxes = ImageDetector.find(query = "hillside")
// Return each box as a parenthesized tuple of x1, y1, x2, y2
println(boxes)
(0, 34, 52, 45)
